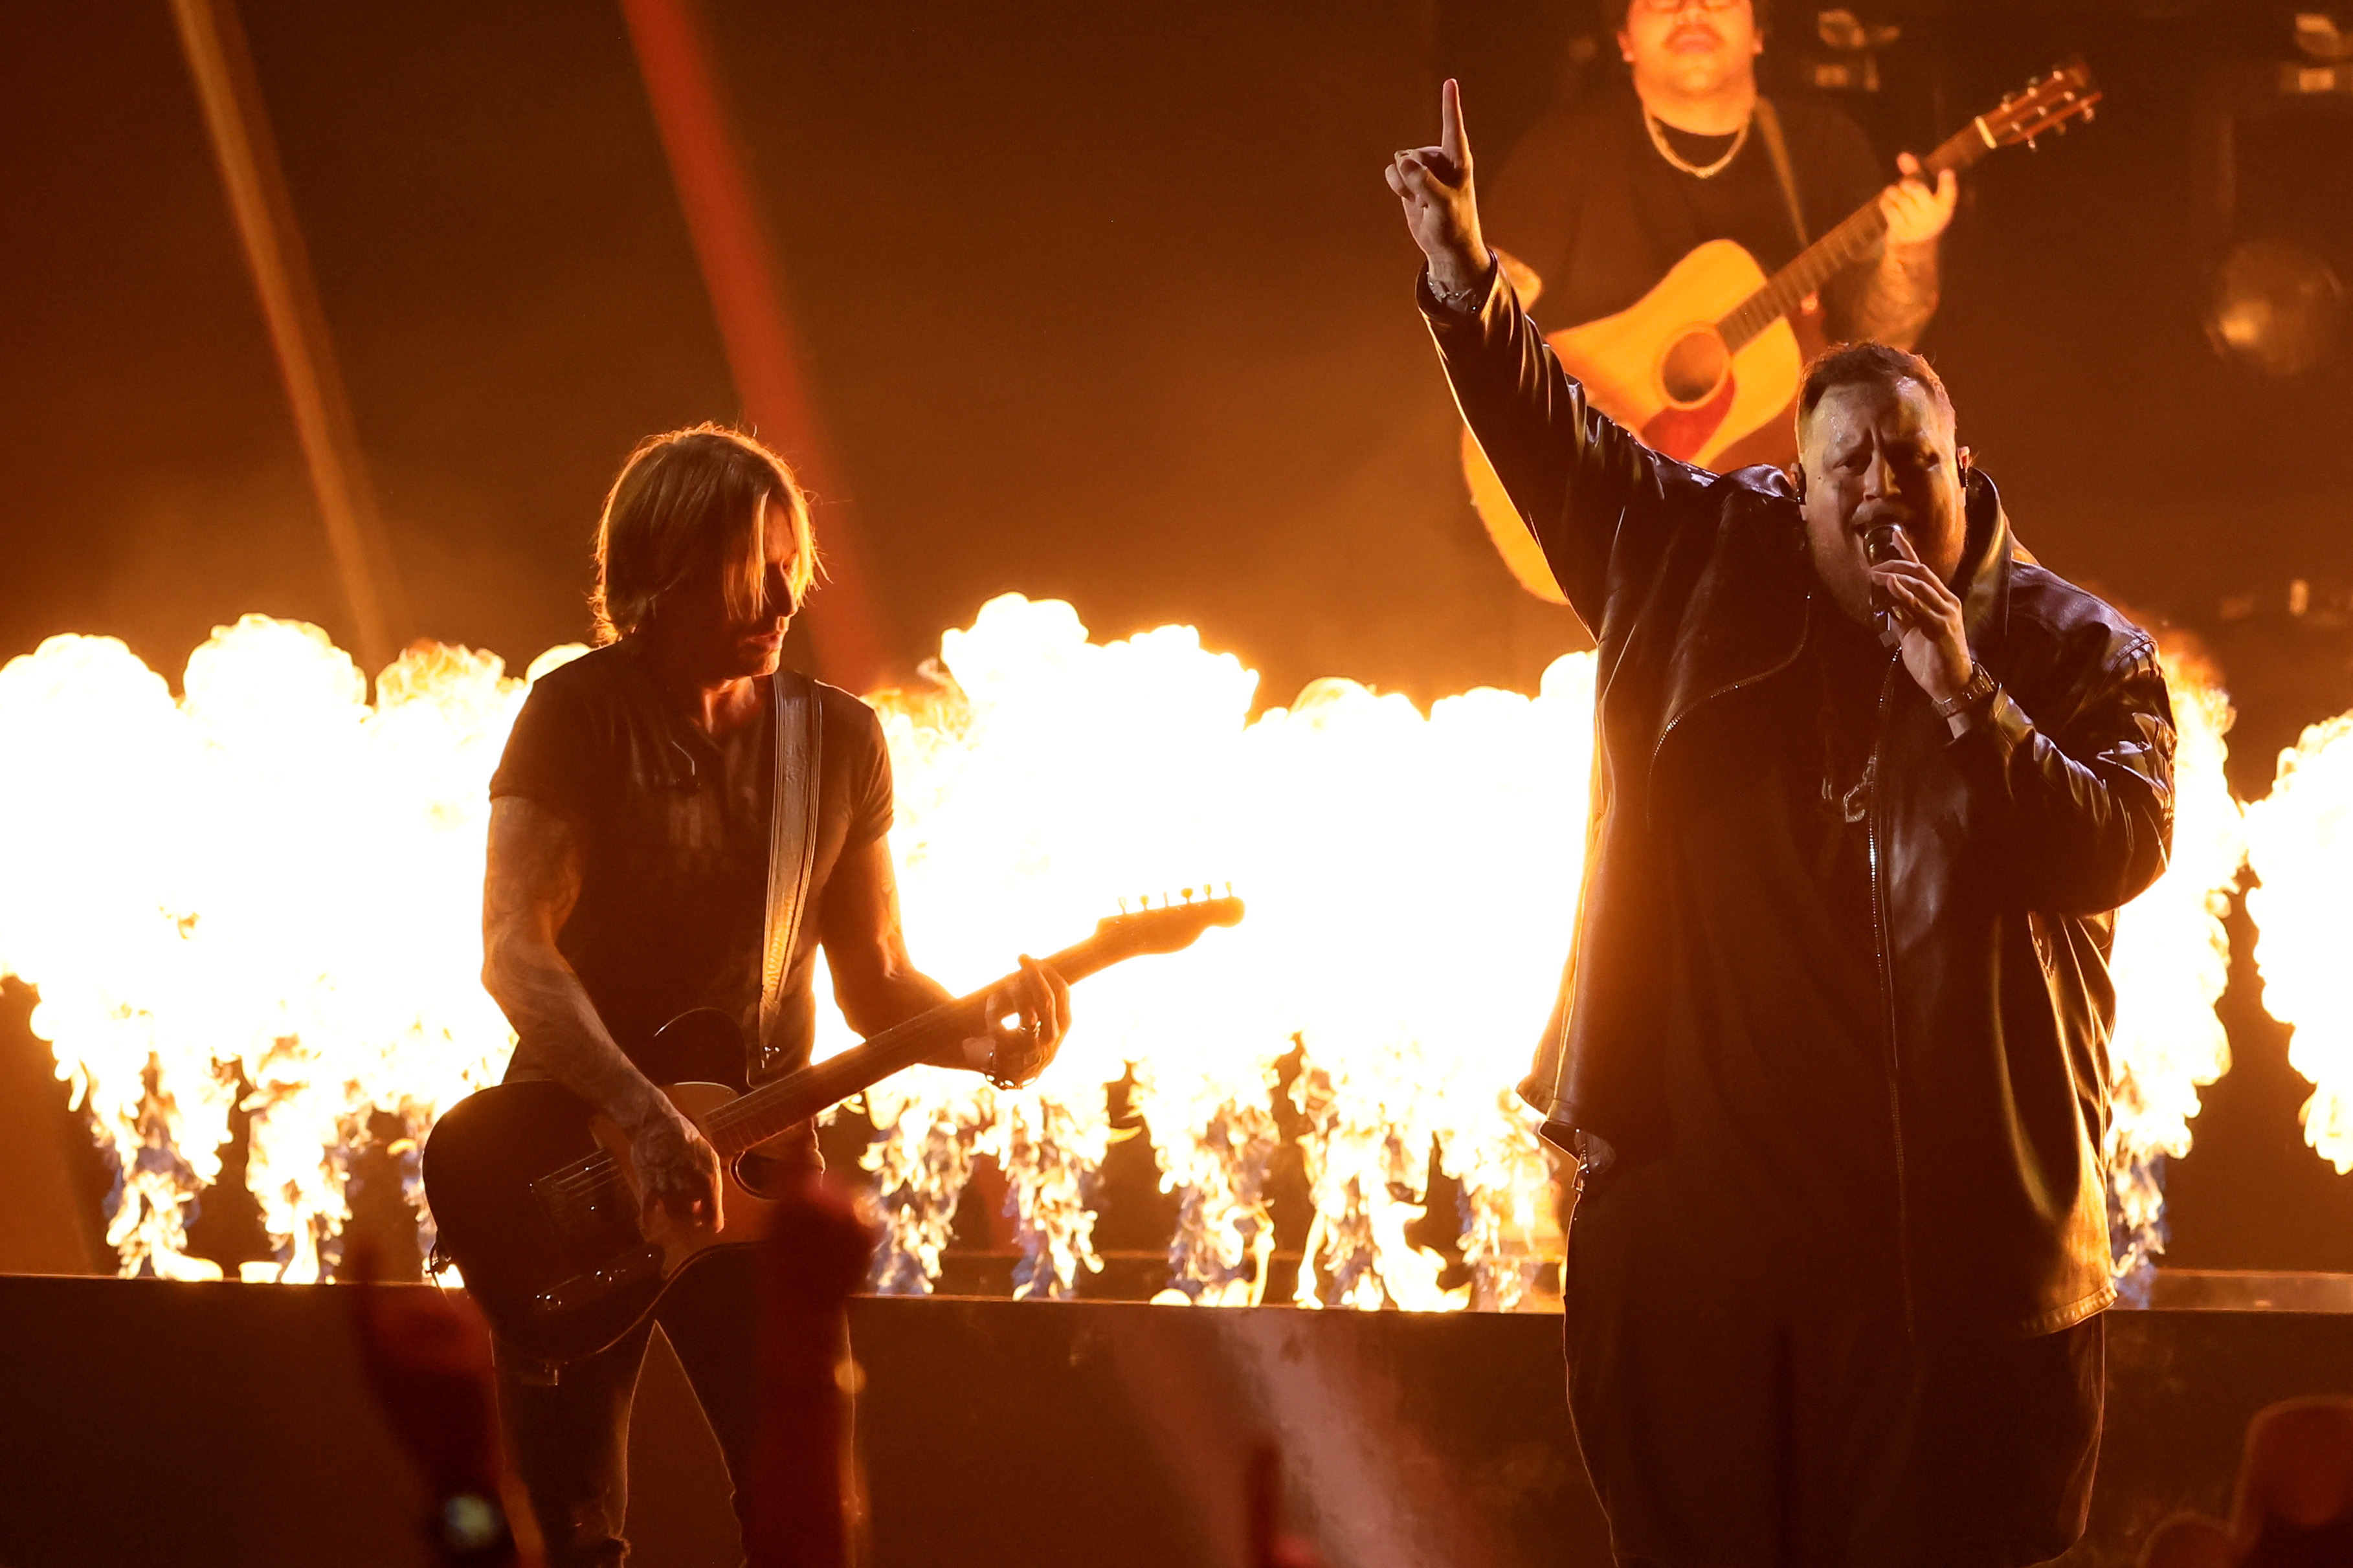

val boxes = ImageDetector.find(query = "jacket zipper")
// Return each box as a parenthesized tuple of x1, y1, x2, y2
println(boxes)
(1864, 657, 1915, 1340)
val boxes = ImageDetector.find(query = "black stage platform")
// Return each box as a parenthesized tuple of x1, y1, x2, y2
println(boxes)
(0, 1274, 2347, 1567)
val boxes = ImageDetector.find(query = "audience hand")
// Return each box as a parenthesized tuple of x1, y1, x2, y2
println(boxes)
(2142, 1398, 2353, 1568)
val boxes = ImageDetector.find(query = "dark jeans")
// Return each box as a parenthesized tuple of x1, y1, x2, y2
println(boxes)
(1565, 1160, 2104, 1568)
(495, 1249, 759, 1568)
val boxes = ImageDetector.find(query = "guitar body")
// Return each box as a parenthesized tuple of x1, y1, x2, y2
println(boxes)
(1463, 241, 1822, 604)
(421, 896, 1245, 1367)
(423, 1013, 806, 1367)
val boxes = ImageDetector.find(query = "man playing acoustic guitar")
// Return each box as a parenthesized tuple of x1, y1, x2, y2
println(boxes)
(1493, 0, 1954, 360)
(478, 425, 1071, 1565)
(1392, 82, 2173, 1565)
(1463, 0, 1957, 599)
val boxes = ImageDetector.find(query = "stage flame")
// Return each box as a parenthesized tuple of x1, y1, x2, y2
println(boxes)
(2245, 710, 2353, 1173)
(0, 600, 2260, 1298)
(0, 618, 577, 1278)
(2103, 648, 2243, 1288)
(832, 598, 1590, 1307)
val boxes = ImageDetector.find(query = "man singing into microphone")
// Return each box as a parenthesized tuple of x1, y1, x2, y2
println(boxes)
(1388, 83, 2174, 1565)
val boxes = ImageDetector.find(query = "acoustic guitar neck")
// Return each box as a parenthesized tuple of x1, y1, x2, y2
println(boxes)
(1715, 60, 2100, 352)
(1716, 121, 1992, 353)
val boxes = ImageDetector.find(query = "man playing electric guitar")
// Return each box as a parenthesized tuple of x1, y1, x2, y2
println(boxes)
(478, 423, 1071, 1565)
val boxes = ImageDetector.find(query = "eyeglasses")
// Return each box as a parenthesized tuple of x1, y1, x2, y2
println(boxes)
(1631, 0, 1745, 14)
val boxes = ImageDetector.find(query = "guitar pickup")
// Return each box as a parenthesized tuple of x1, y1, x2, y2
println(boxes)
(530, 1170, 631, 1244)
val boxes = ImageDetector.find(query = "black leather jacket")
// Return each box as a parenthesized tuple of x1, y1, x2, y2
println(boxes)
(1425, 271, 2176, 1338)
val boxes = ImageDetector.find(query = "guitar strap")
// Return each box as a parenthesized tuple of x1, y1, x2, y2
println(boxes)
(1752, 98, 1811, 251)
(756, 668, 823, 1080)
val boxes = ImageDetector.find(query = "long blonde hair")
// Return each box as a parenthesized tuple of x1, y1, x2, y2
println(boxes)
(589, 424, 818, 646)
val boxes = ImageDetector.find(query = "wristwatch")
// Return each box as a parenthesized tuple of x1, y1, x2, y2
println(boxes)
(1428, 250, 1497, 316)
(1933, 661, 1997, 721)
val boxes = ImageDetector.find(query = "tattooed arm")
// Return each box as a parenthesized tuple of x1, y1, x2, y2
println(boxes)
(480, 796, 721, 1233)
(1831, 151, 1956, 351)
(1836, 239, 1941, 350)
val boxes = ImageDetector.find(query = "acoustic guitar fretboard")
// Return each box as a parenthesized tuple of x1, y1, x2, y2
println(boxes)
(1716, 119, 1995, 352)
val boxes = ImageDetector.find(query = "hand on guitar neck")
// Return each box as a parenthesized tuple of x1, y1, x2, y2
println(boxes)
(623, 951, 1071, 1242)
(924, 952, 1073, 1088)
(1882, 151, 1958, 251)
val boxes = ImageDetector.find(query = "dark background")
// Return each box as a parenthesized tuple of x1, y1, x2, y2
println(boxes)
(3, 0, 2352, 1272)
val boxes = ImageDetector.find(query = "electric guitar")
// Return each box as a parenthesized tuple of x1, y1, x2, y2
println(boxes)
(1464, 60, 2101, 603)
(421, 894, 1243, 1365)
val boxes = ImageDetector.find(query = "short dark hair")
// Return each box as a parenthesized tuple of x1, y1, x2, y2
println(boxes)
(1796, 340, 1956, 436)
(1602, 0, 1770, 38)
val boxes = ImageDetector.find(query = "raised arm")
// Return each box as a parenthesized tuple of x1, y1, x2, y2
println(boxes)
(480, 796, 720, 1233)
(1387, 80, 1704, 627)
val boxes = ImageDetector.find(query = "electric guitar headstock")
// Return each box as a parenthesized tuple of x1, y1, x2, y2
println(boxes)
(1087, 887, 1246, 964)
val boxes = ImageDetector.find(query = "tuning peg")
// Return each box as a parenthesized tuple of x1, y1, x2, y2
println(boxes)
(2082, 105, 2096, 122)
(1181, 887, 1195, 902)
(1118, 896, 1131, 914)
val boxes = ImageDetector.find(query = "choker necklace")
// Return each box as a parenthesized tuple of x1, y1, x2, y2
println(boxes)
(1643, 105, 1751, 180)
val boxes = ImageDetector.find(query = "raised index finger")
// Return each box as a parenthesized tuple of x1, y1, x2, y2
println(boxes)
(1441, 78, 1469, 171)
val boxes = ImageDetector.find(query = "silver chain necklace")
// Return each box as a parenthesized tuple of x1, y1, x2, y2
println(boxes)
(1643, 105, 1752, 180)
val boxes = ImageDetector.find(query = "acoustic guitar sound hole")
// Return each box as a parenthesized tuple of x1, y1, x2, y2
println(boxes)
(1660, 329, 1730, 408)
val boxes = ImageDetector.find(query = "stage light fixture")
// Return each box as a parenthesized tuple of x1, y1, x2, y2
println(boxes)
(2295, 11, 2353, 63)
(2206, 237, 2345, 377)
(1803, 7, 1900, 94)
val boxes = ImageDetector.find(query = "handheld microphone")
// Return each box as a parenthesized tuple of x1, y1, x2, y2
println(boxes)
(1865, 524, 1909, 650)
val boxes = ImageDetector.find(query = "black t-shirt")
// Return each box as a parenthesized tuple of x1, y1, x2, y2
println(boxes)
(488, 639, 894, 1090)
(1649, 601, 1902, 1272)
(1487, 84, 1888, 331)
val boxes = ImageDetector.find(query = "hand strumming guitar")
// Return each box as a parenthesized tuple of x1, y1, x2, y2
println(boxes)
(1385, 79, 1489, 304)
(481, 795, 731, 1241)
(621, 1098, 726, 1237)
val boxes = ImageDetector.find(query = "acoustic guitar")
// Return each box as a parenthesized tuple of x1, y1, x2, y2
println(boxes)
(421, 894, 1243, 1366)
(1465, 60, 2101, 603)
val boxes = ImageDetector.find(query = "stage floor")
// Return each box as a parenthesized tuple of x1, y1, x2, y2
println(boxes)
(0, 1275, 2347, 1567)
